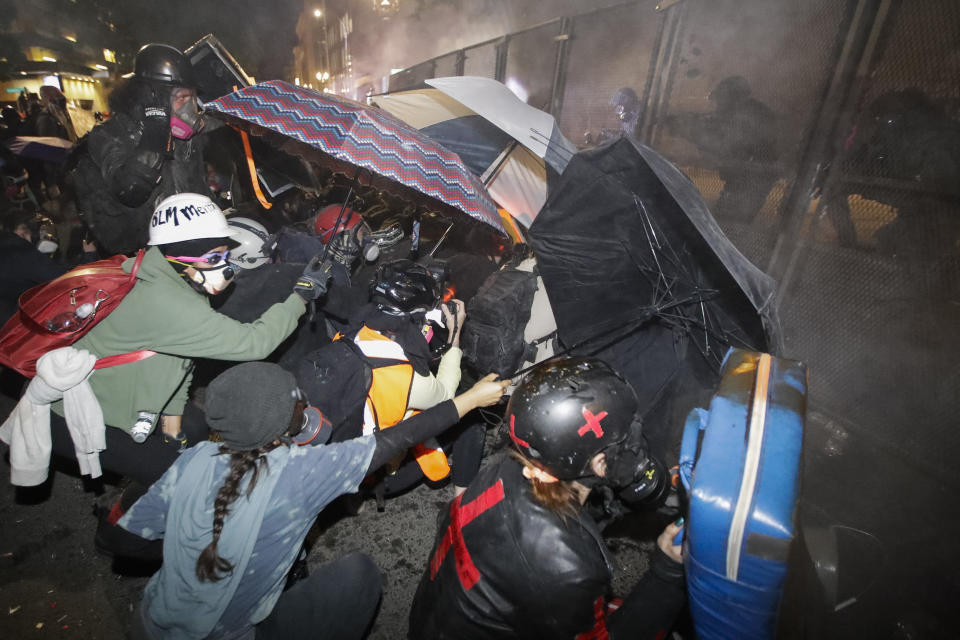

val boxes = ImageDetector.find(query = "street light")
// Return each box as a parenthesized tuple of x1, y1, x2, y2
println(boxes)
(314, 8, 322, 17)
(373, 0, 400, 17)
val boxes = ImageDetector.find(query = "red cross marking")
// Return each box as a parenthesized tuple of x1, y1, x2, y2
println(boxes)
(509, 414, 530, 448)
(577, 408, 608, 438)
(429, 479, 506, 590)
(574, 596, 610, 640)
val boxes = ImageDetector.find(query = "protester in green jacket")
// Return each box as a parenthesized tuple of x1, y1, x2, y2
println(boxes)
(49, 192, 333, 488)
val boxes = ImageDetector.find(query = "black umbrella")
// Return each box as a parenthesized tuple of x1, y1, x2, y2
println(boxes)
(528, 137, 779, 452)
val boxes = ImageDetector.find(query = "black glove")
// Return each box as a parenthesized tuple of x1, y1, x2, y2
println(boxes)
(138, 99, 171, 154)
(327, 229, 361, 267)
(294, 256, 334, 302)
(115, 158, 162, 207)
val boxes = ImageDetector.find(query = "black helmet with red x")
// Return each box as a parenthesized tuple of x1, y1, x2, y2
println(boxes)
(505, 357, 638, 480)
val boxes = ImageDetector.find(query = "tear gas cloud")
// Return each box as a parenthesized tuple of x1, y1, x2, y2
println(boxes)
(350, 0, 628, 91)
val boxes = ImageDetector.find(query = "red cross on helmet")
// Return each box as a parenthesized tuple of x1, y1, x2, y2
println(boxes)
(505, 357, 638, 480)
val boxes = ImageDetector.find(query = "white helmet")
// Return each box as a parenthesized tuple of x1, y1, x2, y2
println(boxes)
(227, 216, 272, 269)
(148, 193, 237, 246)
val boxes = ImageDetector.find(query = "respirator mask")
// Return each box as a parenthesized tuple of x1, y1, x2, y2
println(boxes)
(356, 226, 380, 262)
(290, 406, 333, 446)
(361, 236, 380, 262)
(189, 262, 235, 295)
(597, 420, 669, 510)
(170, 89, 203, 140)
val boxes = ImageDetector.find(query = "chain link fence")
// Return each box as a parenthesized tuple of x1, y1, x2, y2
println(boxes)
(386, 1, 960, 635)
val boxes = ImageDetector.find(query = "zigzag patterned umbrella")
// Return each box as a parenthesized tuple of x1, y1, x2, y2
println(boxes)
(205, 80, 506, 235)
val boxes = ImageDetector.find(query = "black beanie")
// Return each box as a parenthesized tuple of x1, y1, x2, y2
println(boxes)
(205, 362, 300, 450)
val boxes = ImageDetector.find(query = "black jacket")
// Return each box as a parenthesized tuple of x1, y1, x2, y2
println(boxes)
(409, 455, 614, 640)
(71, 112, 208, 255)
(0, 232, 67, 324)
(410, 454, 686, 639)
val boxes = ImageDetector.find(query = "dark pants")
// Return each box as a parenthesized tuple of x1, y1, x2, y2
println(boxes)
(381, 421, 484, 496)
(607, 550, 687, 639)
(49, 411, 208, 486)
(256, 552, 382, 640)
(48, 412, 208, 560)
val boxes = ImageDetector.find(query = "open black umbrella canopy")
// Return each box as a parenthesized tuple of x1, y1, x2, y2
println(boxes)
(528, 137, 779, 433)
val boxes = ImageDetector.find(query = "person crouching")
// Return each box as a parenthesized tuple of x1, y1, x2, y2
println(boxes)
(120, 361, 507, 639)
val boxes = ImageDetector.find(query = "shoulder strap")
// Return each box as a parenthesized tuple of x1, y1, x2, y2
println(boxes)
(93, 350, 157, 370)
(129, 249, 146, 282)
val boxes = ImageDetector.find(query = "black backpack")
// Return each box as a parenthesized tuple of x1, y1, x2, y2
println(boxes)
(461, 264, 540, 379)
(296, 330, 415, 442)
(297, 337, 371, 442)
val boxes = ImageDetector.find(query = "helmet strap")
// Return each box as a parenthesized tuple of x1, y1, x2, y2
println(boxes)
(164, 257, 210, 295)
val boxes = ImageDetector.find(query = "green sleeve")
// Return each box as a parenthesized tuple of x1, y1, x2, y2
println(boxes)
(148, 293, 306, 361)
(164, 365, 193, 416)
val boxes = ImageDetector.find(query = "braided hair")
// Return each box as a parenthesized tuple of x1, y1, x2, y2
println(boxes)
(196, 403, 305, 582)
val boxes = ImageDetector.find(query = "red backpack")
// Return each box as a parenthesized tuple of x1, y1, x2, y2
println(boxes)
(0, 250, 156, 377)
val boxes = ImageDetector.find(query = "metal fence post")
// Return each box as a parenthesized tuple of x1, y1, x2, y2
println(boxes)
(641, 1, 686, 143)
(494, 36, 510, 82)
(549, 16, 573, 117)
(636, 6, 669, 138)
(766, 0, 892, 288)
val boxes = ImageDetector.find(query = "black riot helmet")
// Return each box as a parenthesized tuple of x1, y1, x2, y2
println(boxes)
(370, 259, 442, 316)
(134, 44, 196, 88)
(506, 357, 638, 480)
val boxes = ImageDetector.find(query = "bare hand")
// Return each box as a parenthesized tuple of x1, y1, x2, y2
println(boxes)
(454, 373, 509, 417)
(160, 414, 183, 438)
(657, 520, 684, 564)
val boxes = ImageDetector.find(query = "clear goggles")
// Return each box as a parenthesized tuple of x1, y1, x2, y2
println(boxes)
(166, 249, 230, 265)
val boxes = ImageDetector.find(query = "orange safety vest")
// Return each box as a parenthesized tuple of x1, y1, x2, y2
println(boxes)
(343, 326, 451, 481)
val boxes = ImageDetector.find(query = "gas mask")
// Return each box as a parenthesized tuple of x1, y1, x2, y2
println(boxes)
(290, 406, 333, 446)
(599, 421, 668, 509)
(190, 262, 235, 295)
(170, 90, 202, 140)
(361, 235, 380, 262)
(354, 225, 380, 263)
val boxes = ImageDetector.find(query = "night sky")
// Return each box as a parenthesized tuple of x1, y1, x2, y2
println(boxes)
(8, 0, 628, 85)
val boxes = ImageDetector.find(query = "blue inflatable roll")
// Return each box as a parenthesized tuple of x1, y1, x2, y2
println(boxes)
(679, 348, 807, 640)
